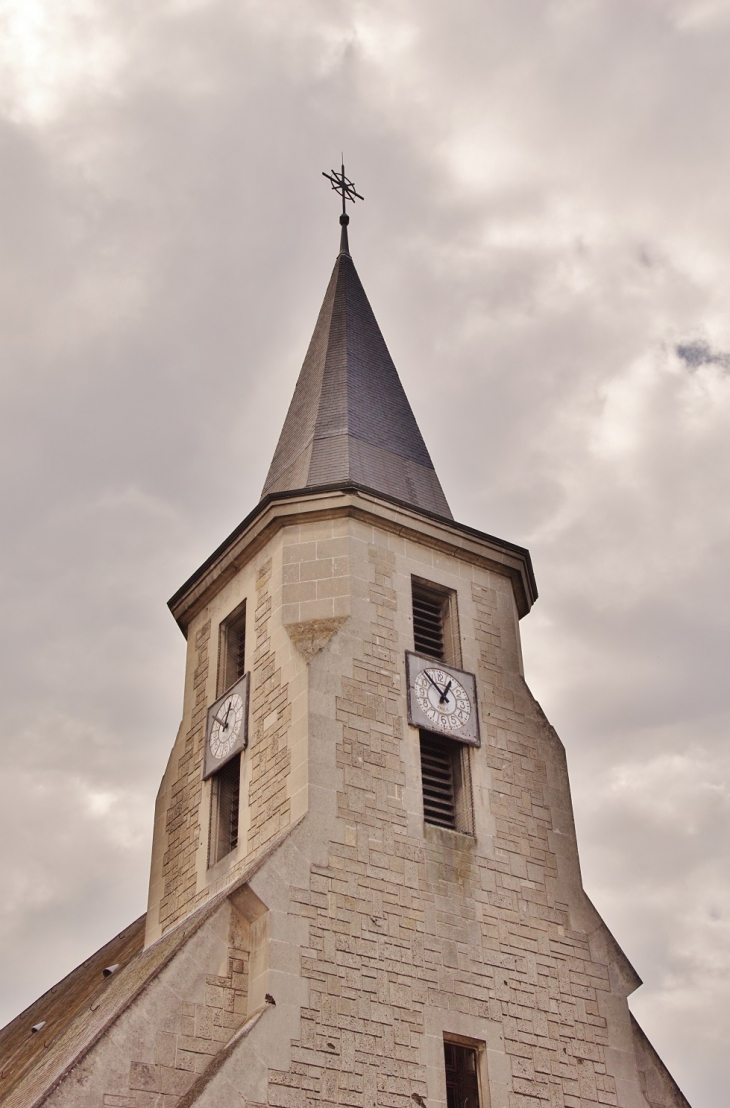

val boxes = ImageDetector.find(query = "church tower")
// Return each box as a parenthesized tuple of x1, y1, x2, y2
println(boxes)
(0, 169, 690, 1108)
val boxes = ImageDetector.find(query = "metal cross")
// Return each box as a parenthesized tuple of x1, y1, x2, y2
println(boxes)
(322, 161, 364, 215)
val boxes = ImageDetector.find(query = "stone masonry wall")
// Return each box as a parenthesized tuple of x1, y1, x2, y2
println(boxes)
(146, 509, 656, 1108)
(44, 905, 252, 1108)
(118, 939, 249, 1108)
(248, 558, 292, 854)
(158, 619, 211, 934)
(262, 536, 625, 1108)
(156, 550, 294, 936)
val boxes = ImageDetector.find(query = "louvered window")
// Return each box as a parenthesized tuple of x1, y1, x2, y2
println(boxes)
(413, 586, 446, 659)
(412, 579, 460, 665)
(209, 753, 241, 865)
(420, 731, 473, 833)
(444, 1042, 481, 1108)
(420, 732, 456, 828)
(219, 600, 247, 695)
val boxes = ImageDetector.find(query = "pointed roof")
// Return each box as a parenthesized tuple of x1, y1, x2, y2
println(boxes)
(261, 224, 452, 519)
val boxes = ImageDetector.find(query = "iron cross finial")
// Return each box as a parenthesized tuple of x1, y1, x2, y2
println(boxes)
(322, 161, 364, 217)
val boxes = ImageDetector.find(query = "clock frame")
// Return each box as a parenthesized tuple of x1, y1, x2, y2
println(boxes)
(406, 651, 480, 746)
(203, 671, 250, 780)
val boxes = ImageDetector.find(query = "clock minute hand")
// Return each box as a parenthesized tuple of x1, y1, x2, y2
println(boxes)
(424, 670, 448, 699)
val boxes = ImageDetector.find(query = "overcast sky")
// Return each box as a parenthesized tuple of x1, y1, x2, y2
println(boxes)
(1, 1, 729, 1103)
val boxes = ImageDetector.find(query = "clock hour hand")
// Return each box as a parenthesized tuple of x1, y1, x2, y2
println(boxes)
(439, 680, 452, 705)
(213, 699, 235, 730)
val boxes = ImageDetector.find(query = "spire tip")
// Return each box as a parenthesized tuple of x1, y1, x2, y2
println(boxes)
(323, 162, 362, 255)
(339, 213, 350, 255)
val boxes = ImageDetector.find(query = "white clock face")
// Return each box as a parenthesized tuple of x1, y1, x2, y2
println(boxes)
(414, 667, 472, 732)
(209, 693, 244, 760)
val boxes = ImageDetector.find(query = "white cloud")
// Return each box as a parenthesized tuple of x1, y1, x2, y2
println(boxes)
(0, 0, 124, 124)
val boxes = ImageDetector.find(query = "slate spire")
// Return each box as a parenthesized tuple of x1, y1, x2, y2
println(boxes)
(261, 215, 452, 519)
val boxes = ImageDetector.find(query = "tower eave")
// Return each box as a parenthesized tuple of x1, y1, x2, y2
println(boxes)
(167, 484, 537, 637)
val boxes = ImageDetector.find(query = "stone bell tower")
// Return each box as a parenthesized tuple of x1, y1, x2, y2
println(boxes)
(0, 171, 690, 1108)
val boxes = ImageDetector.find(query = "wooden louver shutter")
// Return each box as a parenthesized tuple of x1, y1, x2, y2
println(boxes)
(412, 586, 446, 659)
(420, 732, 456, 829)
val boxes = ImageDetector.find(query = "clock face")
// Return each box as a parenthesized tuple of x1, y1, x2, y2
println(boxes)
(209, 692, 244, 760)
(203, 672, 249, 780)
(414, 667, 472, 732)
(406, 653, 480, 745)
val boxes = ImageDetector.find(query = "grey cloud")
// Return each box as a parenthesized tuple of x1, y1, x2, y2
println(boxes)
(0, 1, 729, 1104)
(676, 339, 730, 371)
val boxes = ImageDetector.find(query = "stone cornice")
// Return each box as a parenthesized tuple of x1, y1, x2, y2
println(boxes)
(168, 482, 538, 635)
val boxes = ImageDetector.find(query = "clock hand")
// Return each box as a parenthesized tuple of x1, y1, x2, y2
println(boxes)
(424, 670, 447, 697)
(424, 670, 453, 704)
(212, 700, 235, 731)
